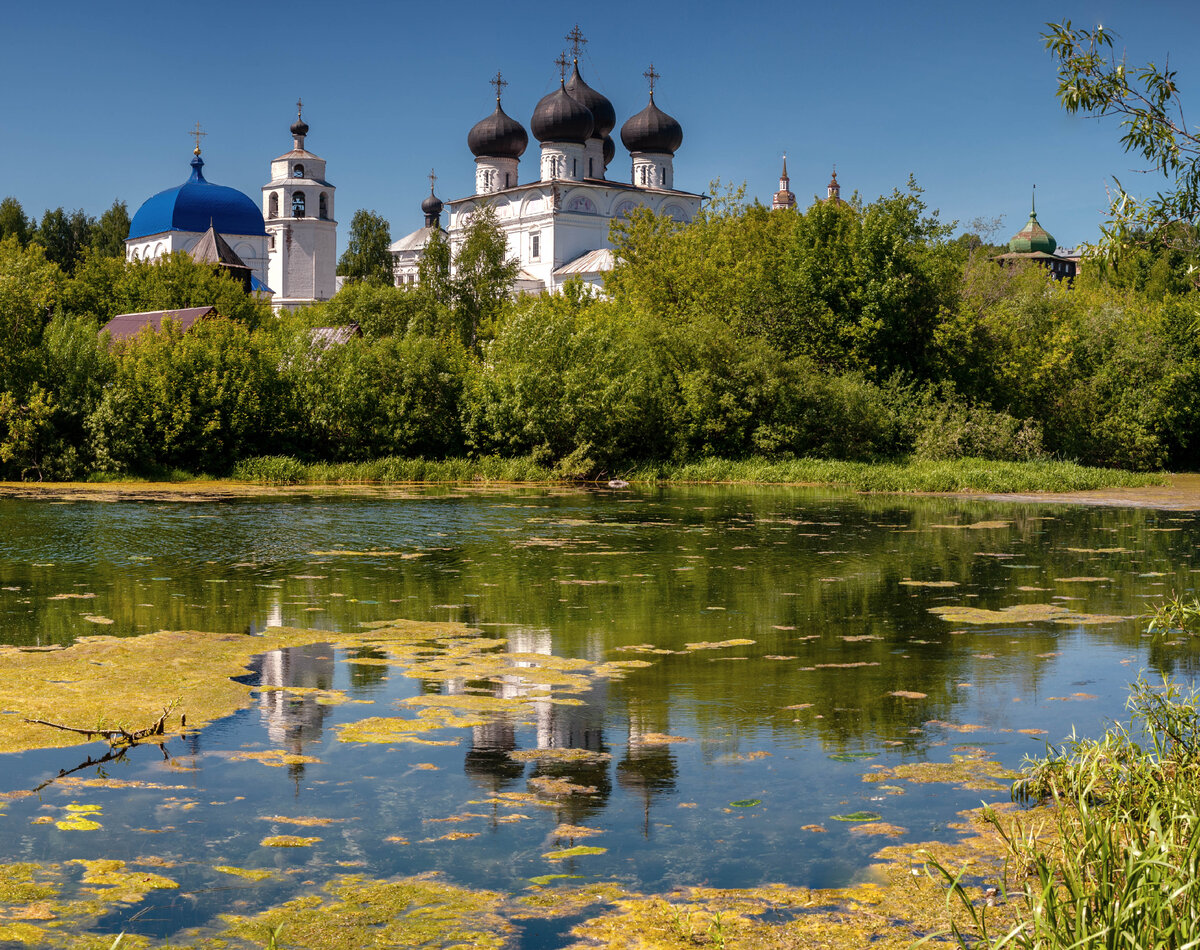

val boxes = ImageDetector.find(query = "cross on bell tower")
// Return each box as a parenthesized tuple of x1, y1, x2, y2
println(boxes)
(565, 24, 587, 60)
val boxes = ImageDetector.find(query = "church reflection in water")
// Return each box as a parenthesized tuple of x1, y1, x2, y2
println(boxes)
(455, 627, 678, 832)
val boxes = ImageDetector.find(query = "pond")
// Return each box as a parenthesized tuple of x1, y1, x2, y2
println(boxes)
(0, 486, 1196, 947)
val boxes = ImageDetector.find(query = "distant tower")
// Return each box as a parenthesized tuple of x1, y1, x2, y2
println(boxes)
(772, 154, 796, 210)
(826, 166, 843, 203)
(263, 101, 337, 308)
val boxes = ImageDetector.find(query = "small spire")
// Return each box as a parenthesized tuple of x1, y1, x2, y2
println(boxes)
(1031, 183, 1037, 217)
(781, 152, 789, 180)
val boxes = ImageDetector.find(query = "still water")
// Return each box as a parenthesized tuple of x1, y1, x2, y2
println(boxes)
(0, 486, 1197, 944)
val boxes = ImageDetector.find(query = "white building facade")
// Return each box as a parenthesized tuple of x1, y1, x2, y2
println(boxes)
(404, 52, 703, 295)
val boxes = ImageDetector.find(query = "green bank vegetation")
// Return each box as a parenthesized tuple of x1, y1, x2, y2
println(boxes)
(0, 185, 1196, 487)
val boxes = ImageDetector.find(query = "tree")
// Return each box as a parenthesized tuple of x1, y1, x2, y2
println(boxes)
(337, 210, 393, 285)
(35, 207, 94, 274)
(450, 204, 517, 349)
(1045, 21, 1200, 252)
(92, 200, 131, 258)
(0, 198, 31, 246)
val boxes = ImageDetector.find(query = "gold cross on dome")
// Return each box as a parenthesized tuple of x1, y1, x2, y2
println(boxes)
(188, 121, 207, 155)
(489, 70, 507, 99)
(428, 168, 438, 193)
(565, 24, 587, 59)
(296, 98, 303, 119)
(643, 63, 660, 94)
(555, 51, 569, 83)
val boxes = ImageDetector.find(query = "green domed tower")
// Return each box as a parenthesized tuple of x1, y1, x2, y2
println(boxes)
(1007, 189, 1057, 255)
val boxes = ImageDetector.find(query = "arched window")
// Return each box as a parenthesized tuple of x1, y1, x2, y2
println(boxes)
(269, 193, 279, 218)
(319, 193, 328, 219)
(292, 191, 305, 217)
(293, 164, 304, 178)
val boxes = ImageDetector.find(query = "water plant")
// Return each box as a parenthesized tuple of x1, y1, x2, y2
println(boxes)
(1147, 591, 1200, 636)
(931, 676, 1200, 948)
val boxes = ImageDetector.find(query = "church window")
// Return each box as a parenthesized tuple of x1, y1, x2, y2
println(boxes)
(293, 164, 304, 178)
(505, 172, 510, 188)
(292, 192, 306, 217)
(660, 167, 666, 186)
(269, 234, 275, 250)
(589, 157, 594, 177)
(531, 233, 540, 259)
(572, 158, 577, 178)
(269, 193, 279, 218)
(319, 193, 328, 219)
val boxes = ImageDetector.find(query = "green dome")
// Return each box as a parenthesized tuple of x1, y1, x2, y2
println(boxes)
(1008, 202, 1056, 255)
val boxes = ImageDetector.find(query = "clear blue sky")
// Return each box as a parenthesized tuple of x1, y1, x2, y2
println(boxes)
(2, 0, 1198, 250)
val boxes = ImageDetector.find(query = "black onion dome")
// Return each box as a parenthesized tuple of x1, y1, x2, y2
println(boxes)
(620, 94, 682, 155)
(468, 100, 529, 159)
(602, 133, 615, 167)
(531, 82, 594, 145)
(565, 62, 616, 138)
(290, 115, 309, 137)
(421, 191, 444, 217)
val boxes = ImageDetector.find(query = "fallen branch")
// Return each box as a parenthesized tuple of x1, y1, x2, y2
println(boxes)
(23, 707, 175, 747)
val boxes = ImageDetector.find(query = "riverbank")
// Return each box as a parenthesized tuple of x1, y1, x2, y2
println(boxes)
(0, 455, 1174, 505)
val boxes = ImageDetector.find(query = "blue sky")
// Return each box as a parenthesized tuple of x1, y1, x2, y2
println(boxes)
(2, 0, 1199, 250)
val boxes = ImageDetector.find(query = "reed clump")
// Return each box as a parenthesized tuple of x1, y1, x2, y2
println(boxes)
(937, 676, 1200, 948)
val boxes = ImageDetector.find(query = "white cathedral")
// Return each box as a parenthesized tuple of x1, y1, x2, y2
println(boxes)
(391, 43, 705, 295)
(125, 107, 337, 309)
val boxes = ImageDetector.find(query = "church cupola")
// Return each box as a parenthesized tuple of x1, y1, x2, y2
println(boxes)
(1007, 187, 1057, 255)
(421, 172, 445, 228)
(468, 72, 528, 195)
(826, 167, 843, 204)
(620, 65, 682, 190)
(772, 154, 796, 210)
(562, 27, 615, 180)
(532, 53, 594, 182)
(290, 103, 310, 151)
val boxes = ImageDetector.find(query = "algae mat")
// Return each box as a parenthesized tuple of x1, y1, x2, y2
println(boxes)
(0, 620, 469, 755)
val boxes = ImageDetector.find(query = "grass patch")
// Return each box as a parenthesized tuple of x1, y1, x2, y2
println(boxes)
(230, 454, 1166, 493)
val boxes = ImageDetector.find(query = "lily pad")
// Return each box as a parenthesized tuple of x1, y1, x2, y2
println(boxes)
(729, 799, 761, 808)
(830, 811, 882, 822)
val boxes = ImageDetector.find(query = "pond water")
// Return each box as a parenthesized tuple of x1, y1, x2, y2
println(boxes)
(0, 486, 1197, 946)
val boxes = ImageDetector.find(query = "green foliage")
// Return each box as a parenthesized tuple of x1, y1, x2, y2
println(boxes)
(1147, 592, 1200, 637)
(307, 281, 450, 339)
(337, 209, 393, 285)
(0, 385, 54, 480)
(0, 197, 31, 246)
(1045, 20, 1200, 255)
(91, 201, 131, 259)
(35, 207, 94, 274)
(282, 331, 469, 461)
(88, 319, 278, 476)
(0, 237, 62, 395)
(938, 677, 1200, 949)
(450, 204, 518, 349)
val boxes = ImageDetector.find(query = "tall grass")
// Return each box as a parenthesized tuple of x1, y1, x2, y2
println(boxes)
(1147, 592, 1200, 637)
(936, 677, 1200, 948)
(232, 454, 1164, 492)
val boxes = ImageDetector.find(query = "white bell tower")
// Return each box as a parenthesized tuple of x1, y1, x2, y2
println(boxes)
(264, 100, 337, 309)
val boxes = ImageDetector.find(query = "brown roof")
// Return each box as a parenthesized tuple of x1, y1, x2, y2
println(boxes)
(190, 225, 247, 267)
(101, 306, 217, 341)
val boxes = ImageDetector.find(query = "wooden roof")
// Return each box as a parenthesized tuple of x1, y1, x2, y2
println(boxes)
(101, 306, 217, 341)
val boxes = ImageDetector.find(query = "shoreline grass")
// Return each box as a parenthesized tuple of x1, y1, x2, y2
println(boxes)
(229, 454, 1166, 494)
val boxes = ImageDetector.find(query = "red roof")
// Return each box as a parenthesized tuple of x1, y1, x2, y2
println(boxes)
(101, 306, 217, 341)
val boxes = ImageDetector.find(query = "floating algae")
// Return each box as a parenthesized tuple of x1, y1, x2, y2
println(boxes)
(260, 835, 321, 847)
(230, 750, 321, 768)
(862, 750, 1016, 791)
(214, 865, 273, 881)
(543, 846, 607, 860)
(929, 603, 1128, 626)
(71, 859, 178, 902)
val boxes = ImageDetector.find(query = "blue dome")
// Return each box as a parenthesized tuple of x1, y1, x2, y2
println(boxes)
(128, 154, 266, 240)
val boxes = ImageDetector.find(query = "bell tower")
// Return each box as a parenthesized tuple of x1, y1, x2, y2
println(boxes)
(264, 100, 338, 309)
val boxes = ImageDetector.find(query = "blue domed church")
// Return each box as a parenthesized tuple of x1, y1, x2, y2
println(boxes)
(126, 140, 270, 289)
